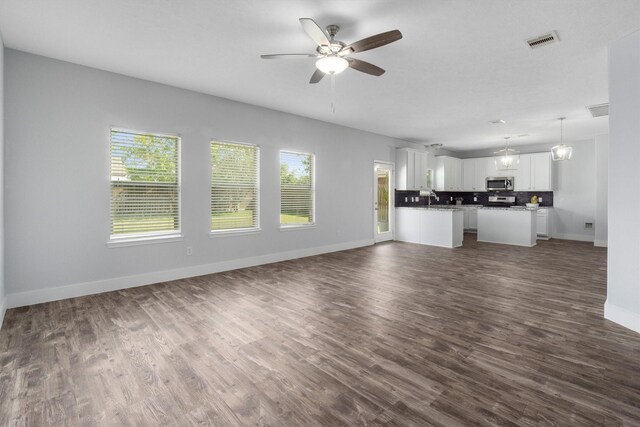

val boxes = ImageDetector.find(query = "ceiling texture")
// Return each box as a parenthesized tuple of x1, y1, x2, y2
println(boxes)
(1, 0, 639, 151)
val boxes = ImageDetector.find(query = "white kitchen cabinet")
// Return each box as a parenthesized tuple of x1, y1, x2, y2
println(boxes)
(395, 208, 421, 243)
(462, 159, 487, 191)
(531, 152, 552, 190)
(462, 159, 475, 191)
(536, 208, 551, 239)
(396, 148, 429, 191)
(514, 154, 532, 191)
(475, 158, 492, 190)
(512, 152, 553, 191)
(435, 156, 463, 191)
(478, 208, 537, 247)
(462, 206, 478, 230)
(396, 208, 464, 248)
(467, 208, 478, 230)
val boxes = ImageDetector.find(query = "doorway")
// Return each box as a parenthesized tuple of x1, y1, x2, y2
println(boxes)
(374, 162, 394, 242)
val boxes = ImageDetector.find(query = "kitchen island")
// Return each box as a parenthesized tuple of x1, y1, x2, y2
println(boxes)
(396, 207, 464, 248)
(477, 207, 537, 247)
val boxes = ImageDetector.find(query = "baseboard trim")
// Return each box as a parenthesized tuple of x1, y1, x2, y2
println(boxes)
(0, 296, 6, 331)
(6, 239, 374, 310)
(552, 233, 594, 242)
(594, 239, 608, 247)
(604, 300, 640, 334)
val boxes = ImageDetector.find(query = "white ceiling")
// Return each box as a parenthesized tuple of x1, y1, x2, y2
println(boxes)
(1, 0, 639, 151)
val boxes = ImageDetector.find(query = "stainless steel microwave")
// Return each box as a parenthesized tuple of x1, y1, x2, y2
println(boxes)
(486, 176, 514, 191)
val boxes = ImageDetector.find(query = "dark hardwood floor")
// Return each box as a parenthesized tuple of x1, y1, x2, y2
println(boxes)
(1, 235, 639, 426)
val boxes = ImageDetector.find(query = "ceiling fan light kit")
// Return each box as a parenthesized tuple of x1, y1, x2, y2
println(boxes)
(315, 55, 349, 75)
(261, 18, 402, 83)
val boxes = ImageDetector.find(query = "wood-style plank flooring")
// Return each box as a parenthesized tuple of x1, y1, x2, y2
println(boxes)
(1, 235, 639, 426)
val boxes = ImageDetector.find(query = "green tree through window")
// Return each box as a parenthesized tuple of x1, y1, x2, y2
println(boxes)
(110, 129, 180, 237)
(211, 141, 259, 231)
(280, 151, 314, 225)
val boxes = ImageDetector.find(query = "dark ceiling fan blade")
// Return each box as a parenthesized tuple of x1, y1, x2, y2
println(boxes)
(260, 54, 318, 59)
(343, 29, 403, 54)
(299, 18, 330, 47)
(309, 69, 325, 84)
(346, 58, 385, 76)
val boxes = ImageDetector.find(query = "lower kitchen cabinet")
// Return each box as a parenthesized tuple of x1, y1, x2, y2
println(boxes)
(462, 206, 479, 231)
(395, 207, 421, 243)
(536, 208, 551, 239)
(396, 208, 464, 248)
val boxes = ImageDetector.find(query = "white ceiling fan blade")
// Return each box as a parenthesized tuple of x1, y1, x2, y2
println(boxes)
(299, 18, 330, 47)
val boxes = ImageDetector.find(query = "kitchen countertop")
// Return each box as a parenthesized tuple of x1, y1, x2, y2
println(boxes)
(398, 205, 553, 210)
(478, 206, 538, 211)
(396, 206, 463, 212)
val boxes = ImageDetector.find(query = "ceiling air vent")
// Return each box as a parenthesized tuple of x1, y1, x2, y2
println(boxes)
(525, 31, 559, 49)
(586, 103, 609, 117)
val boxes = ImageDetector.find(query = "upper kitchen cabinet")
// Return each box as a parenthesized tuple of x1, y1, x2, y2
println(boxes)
(396, 148, 429, 191)
(514, 152, 554, 191)
(531, 152, 553, 190)
(514, 154, 532, 190)
(435, 156, 462, 191)
(463, 158, 490, 191)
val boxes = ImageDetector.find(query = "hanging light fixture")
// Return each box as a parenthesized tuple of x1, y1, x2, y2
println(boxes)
(494, 136, 519, 170)
(551, 117, 573, 161)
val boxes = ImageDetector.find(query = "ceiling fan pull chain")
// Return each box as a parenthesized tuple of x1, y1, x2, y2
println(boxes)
(331, 74, 336, 114)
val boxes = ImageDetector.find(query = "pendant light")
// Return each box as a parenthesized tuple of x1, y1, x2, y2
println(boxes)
(494, 136, 519, 170)
(551, 117, 573, 161)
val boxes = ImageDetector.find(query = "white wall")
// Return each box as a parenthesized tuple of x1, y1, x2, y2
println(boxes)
(594, 134, 609, 247)
(4, 49, 410, 308)
(0, 39, 5, 326)
(606, 30, 640, 334)
(551, 139, 596, 242)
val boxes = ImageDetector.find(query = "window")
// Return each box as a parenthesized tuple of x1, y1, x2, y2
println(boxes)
(211, 141, 259, 233)
(110, 129, 180, 241)
(280, 150, 315, 227)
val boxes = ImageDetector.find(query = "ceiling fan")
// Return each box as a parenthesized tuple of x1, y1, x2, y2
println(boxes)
(261, 18, 402, 84)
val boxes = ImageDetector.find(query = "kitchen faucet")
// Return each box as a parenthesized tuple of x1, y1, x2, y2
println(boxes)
(427, 190, 439, 207)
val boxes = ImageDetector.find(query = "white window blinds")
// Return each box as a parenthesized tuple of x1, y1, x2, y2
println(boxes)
(280, 151, 315, 226)
(110, 129, 180, 238)
(211, 141, 259, 232)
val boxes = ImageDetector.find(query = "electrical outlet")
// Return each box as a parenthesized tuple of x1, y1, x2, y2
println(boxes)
(473, 196, 477, 202)
(186, 246, 193, 256)
(585, 223, 593, 229)
(404, 197, 408, 202)
(539, 197, 543, 203)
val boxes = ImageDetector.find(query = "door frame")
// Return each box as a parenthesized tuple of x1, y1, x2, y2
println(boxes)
(373, 161, 395, 243)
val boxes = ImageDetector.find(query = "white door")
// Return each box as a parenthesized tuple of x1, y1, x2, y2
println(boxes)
(374, 162, 394, 242)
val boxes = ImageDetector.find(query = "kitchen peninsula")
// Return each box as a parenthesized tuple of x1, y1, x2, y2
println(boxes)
(396, 207, 464, 248)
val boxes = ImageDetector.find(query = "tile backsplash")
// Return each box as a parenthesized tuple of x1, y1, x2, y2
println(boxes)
(395, 190, 553, 207)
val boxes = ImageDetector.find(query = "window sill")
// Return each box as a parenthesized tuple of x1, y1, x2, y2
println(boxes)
(209, 228, 261, 238)
(279, 224, 316, 231)
(107, 233, 183, 248)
